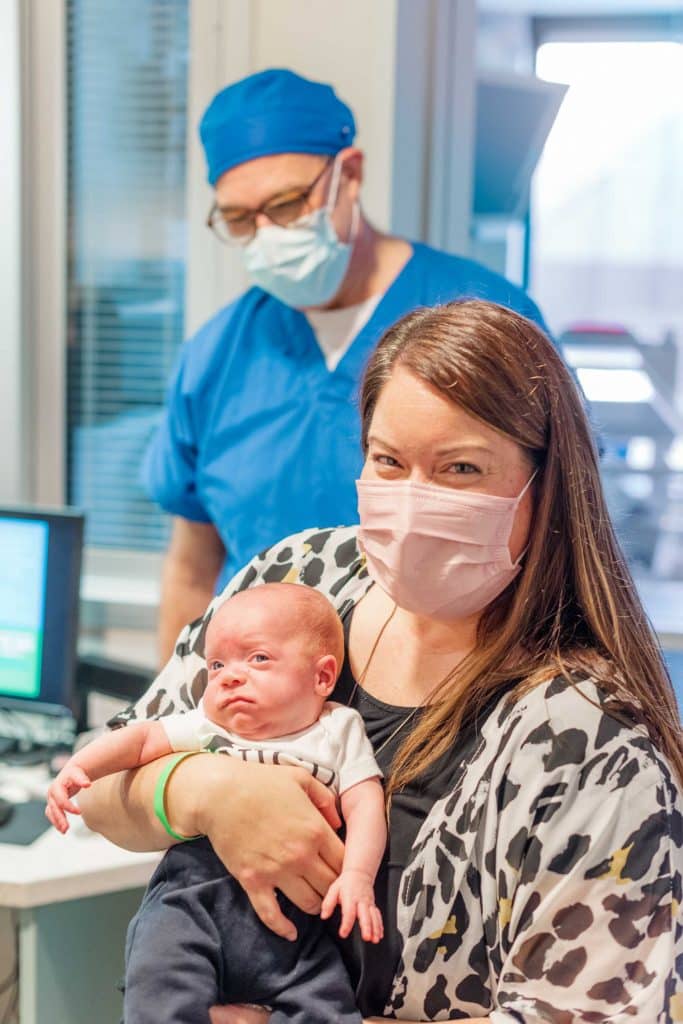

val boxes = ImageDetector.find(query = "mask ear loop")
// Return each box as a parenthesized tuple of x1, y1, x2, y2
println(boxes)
(516, 466, 538, 504)
(327, 153, 361, 249)
(326, 154, 344, 214)
(512, 467, 539, 567)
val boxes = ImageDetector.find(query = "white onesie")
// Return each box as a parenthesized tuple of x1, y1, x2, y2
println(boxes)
(161, 701, 381, 797)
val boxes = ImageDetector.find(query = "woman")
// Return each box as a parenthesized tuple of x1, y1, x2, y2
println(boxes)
(81, 300, 683, 1023)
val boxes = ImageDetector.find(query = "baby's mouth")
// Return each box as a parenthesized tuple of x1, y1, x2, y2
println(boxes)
(222, 695, 255, 709)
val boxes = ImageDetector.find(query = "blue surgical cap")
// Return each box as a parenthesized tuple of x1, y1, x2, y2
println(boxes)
(199, 68, 356, 186)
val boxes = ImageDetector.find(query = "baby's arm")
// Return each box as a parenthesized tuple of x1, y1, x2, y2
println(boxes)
(320, 777, 386, 943)
(46, 721, 173, 833)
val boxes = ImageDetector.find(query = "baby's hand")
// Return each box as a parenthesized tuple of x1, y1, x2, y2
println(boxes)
(320, 868, 384, 943)
(45, 763, 92, 833)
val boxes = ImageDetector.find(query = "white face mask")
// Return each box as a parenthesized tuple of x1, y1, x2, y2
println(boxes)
(356, 471, 537, 620)
(242, 155, 359, 309)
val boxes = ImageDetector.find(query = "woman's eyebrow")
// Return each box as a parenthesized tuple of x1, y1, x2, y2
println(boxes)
(367, 435, 401, 454)
(433, 443, 493, 457)
(368, 434, 493, 457)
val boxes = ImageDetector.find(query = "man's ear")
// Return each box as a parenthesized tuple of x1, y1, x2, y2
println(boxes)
(341, 147, 363, 180)
(314, 654, 338, 697)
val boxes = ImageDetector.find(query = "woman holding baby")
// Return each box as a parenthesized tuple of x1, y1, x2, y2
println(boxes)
(80, 299, 683, 1023)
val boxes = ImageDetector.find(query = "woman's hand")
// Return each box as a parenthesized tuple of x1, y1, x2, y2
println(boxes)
(167, 754, 345, 939)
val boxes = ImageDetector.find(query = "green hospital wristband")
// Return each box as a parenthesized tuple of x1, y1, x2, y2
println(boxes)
(154, 750, 206, 842)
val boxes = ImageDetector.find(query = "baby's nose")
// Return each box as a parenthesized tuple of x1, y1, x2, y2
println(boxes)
(224, 667, 246, 687)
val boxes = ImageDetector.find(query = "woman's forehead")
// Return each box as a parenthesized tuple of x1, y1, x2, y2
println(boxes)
(371, 367, 502, 449)
(369, 368, 535, 475)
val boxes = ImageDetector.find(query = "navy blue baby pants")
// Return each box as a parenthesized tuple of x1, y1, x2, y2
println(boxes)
(123, 838, 361, 1024)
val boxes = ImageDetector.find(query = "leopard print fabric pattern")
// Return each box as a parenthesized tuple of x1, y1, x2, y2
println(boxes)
(110, 526, 683, 1022)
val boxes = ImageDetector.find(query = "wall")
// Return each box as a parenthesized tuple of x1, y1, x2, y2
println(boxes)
(185, 0, 479, 333)
(477, 10, 535, 73)
(8, 0, 481, 509)
(185, 0, 402, 334)
(251, 0, 398, 232)
(0, 0, 26, 503)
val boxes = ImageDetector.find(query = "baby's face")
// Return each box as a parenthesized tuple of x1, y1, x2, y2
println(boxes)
(202, 592, 333, 740)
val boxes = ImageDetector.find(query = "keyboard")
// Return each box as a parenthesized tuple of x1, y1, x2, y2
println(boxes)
(0, 707, 76, 750)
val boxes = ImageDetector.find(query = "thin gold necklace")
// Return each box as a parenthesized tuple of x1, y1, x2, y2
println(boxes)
(347, 602, 454, 757)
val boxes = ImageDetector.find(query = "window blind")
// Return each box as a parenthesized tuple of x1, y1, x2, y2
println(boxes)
(66, 0, 189, 551)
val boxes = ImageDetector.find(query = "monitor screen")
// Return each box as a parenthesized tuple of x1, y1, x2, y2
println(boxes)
(0, 507, 84, 713)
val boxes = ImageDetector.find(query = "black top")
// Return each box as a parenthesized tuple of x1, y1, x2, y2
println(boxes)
(330, 606, 509, 1017)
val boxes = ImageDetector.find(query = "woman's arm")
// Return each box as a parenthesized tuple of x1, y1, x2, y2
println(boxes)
(79, 751, 346, 937)
(78, 751, 193, 851)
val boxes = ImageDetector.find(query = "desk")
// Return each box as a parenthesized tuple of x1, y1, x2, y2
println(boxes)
(0, 801, 159, 1023)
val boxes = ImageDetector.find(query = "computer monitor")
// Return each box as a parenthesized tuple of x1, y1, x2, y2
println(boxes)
(0, 506, 84, 716)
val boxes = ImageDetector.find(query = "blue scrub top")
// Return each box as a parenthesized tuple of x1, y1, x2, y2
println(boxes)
(143, 242, 550, 591)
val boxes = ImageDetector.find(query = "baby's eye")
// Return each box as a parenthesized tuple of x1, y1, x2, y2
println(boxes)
(251, 653, 270, 663)
(208, 660, 223, 672)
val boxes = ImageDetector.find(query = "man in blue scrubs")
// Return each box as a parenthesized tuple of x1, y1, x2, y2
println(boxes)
(145, 69, 550, 660)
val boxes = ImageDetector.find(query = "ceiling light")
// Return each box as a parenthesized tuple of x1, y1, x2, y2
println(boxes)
(577, 368, 654, 403)
(562, 344, 643, 369)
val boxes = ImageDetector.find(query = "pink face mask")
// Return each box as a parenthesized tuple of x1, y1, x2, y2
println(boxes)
(356, 471, 536, 621)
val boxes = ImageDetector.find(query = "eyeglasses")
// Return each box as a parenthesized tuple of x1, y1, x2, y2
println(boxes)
(206, 159, 333, 245)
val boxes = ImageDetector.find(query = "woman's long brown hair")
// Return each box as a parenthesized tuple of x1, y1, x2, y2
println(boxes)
(360, 299, 683, 801)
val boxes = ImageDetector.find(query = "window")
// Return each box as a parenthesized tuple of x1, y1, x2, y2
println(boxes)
(531, 39, 683, 637)
(66, 0, 189, 552)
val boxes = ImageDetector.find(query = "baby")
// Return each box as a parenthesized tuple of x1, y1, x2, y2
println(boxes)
(47, 583, 386, 1024)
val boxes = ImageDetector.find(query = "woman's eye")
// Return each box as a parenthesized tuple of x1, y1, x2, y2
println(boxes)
(373, 454, 400, 467)
(447, 462, 478, 475)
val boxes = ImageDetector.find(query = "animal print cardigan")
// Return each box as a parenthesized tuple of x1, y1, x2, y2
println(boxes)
(110, 526, 683, 1022)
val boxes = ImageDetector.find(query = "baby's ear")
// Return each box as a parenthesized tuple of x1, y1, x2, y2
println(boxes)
(314, 654, 338, 696)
